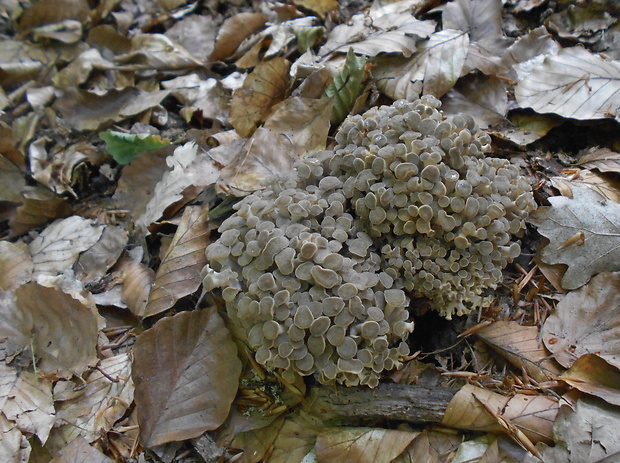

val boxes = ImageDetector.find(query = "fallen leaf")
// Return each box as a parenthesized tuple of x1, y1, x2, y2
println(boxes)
(477, 321, 563, 382)
(134, 142, 220, 231)
(0, 283, 99, 379)
(497, 110, 564, 147)
(54, 353, 134, 443)
(571, 170, 620, 204)
(541, 272, 620, 369)
(318, 9, 434, 58)
(293, 0, 337, 19)
(441, 74, 507, 128)
(229, 58, 291, 138)
(0, 413, 31, 463)
(17, 0, 89, 31)
(515, 46, 620, 121)
(2, 368, 55, 444)
(118, 258, 155, 318)
(442, 384, 558, 444)
(227, 415, 285, 463)
(222, 97, 332, 195)
(0, 155, 26, 203)
(162, 73, 230, 123)
(73, 226, 128, 283)
(54, 87, 172, 132)
(576, 147, 620, 173)
(268, 410, 324, 463)
(0, 241, 33, 290)
(316, 427, 418, 463)
(443, 0, 503, 46)
(49, 435, 113, 463)
(374, 29, 469, 101)
(534, 398, 620, 462)
(560, 354, 620, 406)
(500, 26, 561, 81)
(100, 130, 171, 165)
(546, 5, 615, 42)
(115, 34, 203, 70)
(395, 429, 461, 463)
(529, 184, 620, 289)
(210, 12, 267, 61)
(164, 15, 217, 63)
(144, 204, 210, 318)
(9, 185, 72, 238)
(132, 309, 241, 447)
(28, 216, 105, 280)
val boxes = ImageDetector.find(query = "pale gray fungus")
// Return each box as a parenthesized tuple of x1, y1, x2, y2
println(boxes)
(204, 96, 536, 388)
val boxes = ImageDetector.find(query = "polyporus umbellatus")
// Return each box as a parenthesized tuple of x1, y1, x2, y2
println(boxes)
(204, 96, 536, 387)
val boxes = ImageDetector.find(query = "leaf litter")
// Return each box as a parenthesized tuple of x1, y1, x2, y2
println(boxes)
(0, 0, 620, 461)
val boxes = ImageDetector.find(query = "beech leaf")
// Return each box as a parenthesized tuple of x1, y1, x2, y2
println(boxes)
(132, 309, 241, 447)
(541, 272, 620, 369)
(515, 47, 620, 120)
(144, 204, 210, 317)
(323, 48, 366, 124)
(528, 184, 620, 289)
(100, 130, 170, 165)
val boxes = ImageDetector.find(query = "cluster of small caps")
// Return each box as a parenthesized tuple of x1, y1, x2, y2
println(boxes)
(205, 176, 413, 388)
(299, 95, 536, 318)
(204, 96, 536, 387)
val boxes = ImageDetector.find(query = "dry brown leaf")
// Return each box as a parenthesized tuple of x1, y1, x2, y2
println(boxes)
(9, 185, 72, 238)
(115, 34, 203, 70)
(515, 47, 620, 121)
(49, 435, 113, 463)
(54, 353, 134, 443)
(560, 354, 620, 406)
(227, 415, 285, 463)
(442, 384, 558, 444)
(2, 369, 55, 444)
(529, 184, 620, 290)
(132, 309, 241, 447)
(28, 216, 104, 280)
(577, 147, 620, 173)
(0, 241, 33, 290)
(117, 257, 155, 318)
(441, 74, 507, 128)
(144, 205, 210, 317)
(531, 397, 620, 463)
(222, 97, 332, 195)
(0, 155, 25, 204)
(394, 429, 461, 463)
(500, 26, 560, 81)
(572, 170, 620, 204)
(542, 272, 620, 369)
(162, 74, 230, 123)
(210, 12, 267, 61)
(0, 283, 99, 379)
(229, 58, 291, 138)
(134, 143, 219, 231)
(73, 226, 128, 284)
(17, 0, 89, 31)
(54, 87, 172, 132)
(316, 427, 418, 463)
(374, 29, 469, 101)
(293, 0, 337, 19)
(164, 15, 217, 63)
(498, 111, 564, 147)
(268, 410, 324, 463)
(0, 413, 31, 463)
(477, 321, 563, 382)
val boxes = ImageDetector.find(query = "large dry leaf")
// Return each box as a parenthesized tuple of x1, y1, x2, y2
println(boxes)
(115, 34, 203, 70)
(228, 415, 285, 463)
(73, 226, 128, 283)
(442, 384, 558, 444)
(441, 74, 507, 128)
(515, 46, 620, 121)
(318, 9, 434, 58)
(49, 436, 113, 463)
(443, 0, 503, 45)
(374, 29, 469, 101)
(395, 429, 461, 463)
(0, 283, 99, 379)
(0, 414, 31, 463)
(118, 258, 155, 318)
(2, 369, 55, 444)
(54, 353, 134, 443)
(162, 73, 230, 123)
(0, 241, 33, 290)
(268, 410, 324, 463)
(316, 427, 417, 463)
(560, 354, 620, 406)
(132, 309, 241, 447)
(477, 321, 563, 382)
(144, 204, 210, 317)
(9, 185, 72, 238)
(210, 12, 267, 61)
(529, 184, 620, 289)
(577, 147, 620, 173)
(229, 58, 291, 138)
(222, 97, 332, 195)
(28, 216, 104, 280)
(500, 26, 561, 81)
(135, 143, 220, 231)
(0, 155, 25, 203)
(54, 88, 172, 131)
(542, 272, 620, 369)
(533, 398, 620, 463)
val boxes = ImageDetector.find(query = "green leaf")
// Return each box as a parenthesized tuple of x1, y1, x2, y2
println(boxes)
(322, 48, 367, 125)
(100, 130, 170, 165)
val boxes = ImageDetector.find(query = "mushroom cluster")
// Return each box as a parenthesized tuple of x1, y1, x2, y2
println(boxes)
(204, 96, 536, 387)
